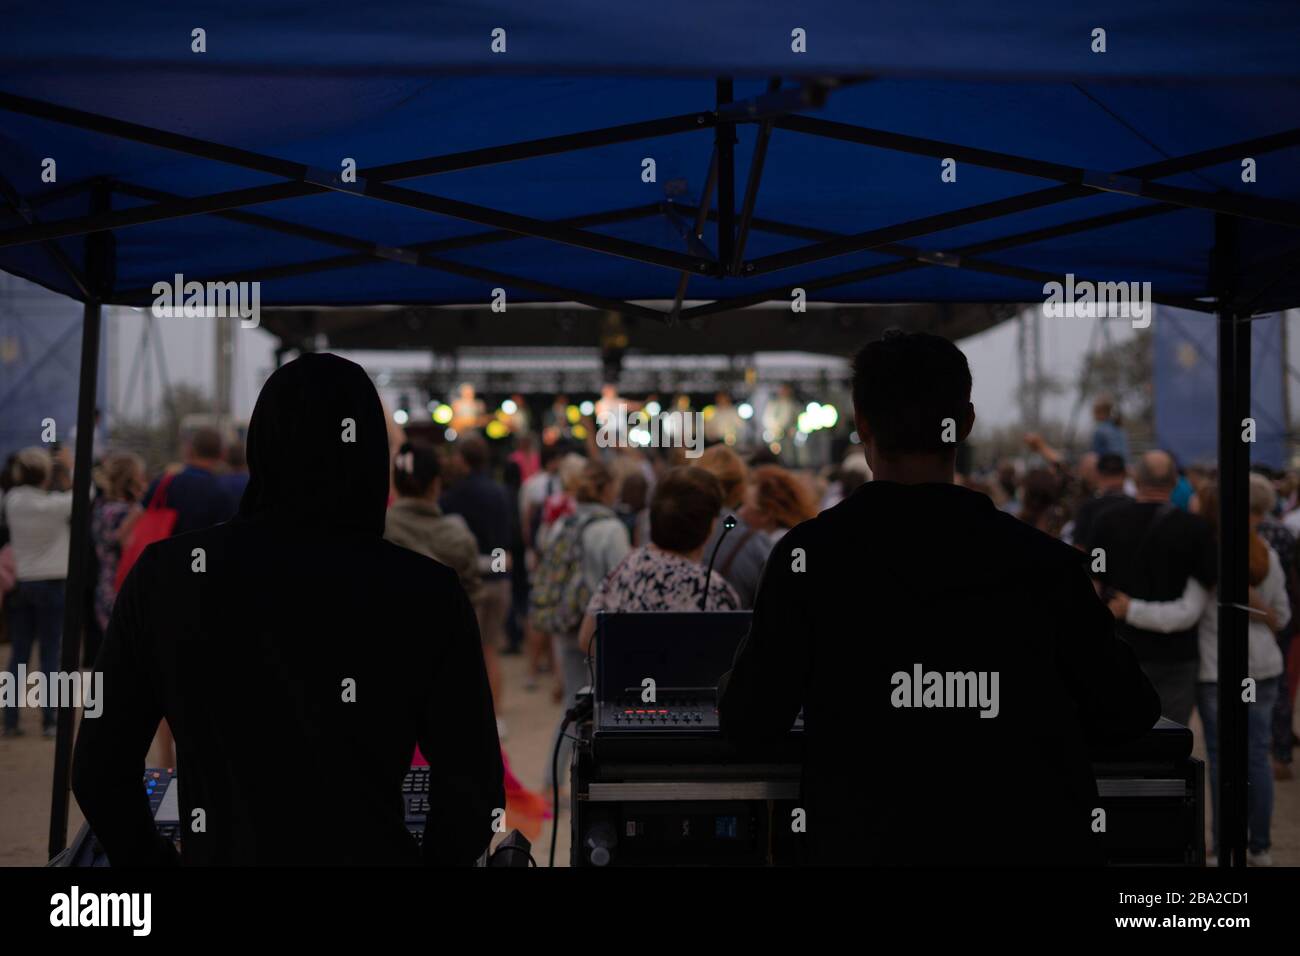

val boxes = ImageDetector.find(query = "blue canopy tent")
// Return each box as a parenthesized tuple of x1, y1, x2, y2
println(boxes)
(2, 0, 1299, 866)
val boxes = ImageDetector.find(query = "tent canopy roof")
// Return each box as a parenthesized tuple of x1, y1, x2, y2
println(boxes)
(2, 1, 1300, 318)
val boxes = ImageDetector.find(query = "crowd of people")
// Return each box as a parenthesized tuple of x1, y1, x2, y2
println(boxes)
(0, 427, 249, 725)
(1, 341, 1296, 865)
(958, 397, 1298, 865)
(378, 422, 834, 789)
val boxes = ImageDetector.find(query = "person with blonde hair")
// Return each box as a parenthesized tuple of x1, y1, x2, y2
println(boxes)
(695, 445, 771, 607)
(89, 451, 147, 648)
(534, 452, 588, 551)
(531, 457, 630, 789)
(2, 447, 74, 736)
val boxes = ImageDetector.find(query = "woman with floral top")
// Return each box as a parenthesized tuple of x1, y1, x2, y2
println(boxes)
(579, 466, 740, 655)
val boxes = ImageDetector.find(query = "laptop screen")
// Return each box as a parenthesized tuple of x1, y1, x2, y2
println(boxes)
(594, 611, 752, 700)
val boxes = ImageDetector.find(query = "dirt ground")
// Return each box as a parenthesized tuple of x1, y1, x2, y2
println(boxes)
(1, 652, 1295, 867)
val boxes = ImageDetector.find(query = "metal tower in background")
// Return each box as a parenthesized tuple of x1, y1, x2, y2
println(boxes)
(1017, 308, 1044, 432)
(214, 317, 235, 427)
(120, 310, 173, 427)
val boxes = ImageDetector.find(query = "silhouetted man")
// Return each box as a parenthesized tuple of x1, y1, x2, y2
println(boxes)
(1070, 452, 1130, 552)
(74, 354, 503, 865)
(719, 331, 1158, 865)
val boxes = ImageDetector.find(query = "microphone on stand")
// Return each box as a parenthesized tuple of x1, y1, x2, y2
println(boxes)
(701, 514, 738, 611)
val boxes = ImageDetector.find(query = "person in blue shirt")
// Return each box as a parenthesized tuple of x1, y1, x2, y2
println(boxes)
(142, 426, 239, 536)
(1090, 394, 1130, 461)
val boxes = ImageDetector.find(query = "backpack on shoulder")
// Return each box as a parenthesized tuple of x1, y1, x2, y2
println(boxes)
(529, 511, 601, 636)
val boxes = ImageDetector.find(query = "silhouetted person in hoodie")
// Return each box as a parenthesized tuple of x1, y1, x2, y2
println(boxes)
(718, 331, 1158, 865)
(73, 353, 503, 865)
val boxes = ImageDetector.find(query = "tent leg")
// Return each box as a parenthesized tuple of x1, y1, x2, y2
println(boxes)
(715, 77, 735, 273)
(1215, 214, 1249, 868)
(47, 296, 102, 859)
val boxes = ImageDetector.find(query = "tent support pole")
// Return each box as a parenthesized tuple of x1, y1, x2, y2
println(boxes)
(669, 151, 719, 318)
(0, 172, 90, 297)
(1215, 212, 1250, 868)
(730, 78, 780, 276)
(715, 77, 736, 273)
(47, 183, 110, 857)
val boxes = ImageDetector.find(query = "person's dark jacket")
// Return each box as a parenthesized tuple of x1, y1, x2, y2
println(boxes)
(441, 471, 512, 582)
(1071, 489, 1131, 553)
(719, 480, 1158, 866)
(1089, 499, 1216, 663)
(73, 353, 504, 865)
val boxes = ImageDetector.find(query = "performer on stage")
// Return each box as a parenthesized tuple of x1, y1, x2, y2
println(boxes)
(73, 353, 504, 865)
(450, 382, 490, 435)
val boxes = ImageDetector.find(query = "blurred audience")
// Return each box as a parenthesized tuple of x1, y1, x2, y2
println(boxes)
(1, 447, 73, 737)
(744, 464, 818, 543)
(441, 434, 513, 730)
(1114, 477, 1286, 865)
(696, 446, 772, 608)
(1089, 450, 1216, 726)
(142, 426, 238, 535)
(385, 441, 481, 603)
(90, 452, 146, 639)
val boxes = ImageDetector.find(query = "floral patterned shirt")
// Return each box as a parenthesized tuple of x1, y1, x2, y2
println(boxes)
(587, 545, 739, 615)
(91, 498, 133, 633)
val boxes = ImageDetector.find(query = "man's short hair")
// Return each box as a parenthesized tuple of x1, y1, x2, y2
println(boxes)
(1096, 453, 1126, 477)
(851, 330, 972, 455)
(457, 435, 489, 471)
(540, 442, 565, 469)
(650, 467, 724, 553)
(189, 426, 224, 461)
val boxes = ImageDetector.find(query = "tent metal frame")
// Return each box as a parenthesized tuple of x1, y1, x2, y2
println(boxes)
(0, 79, 1288, 869)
